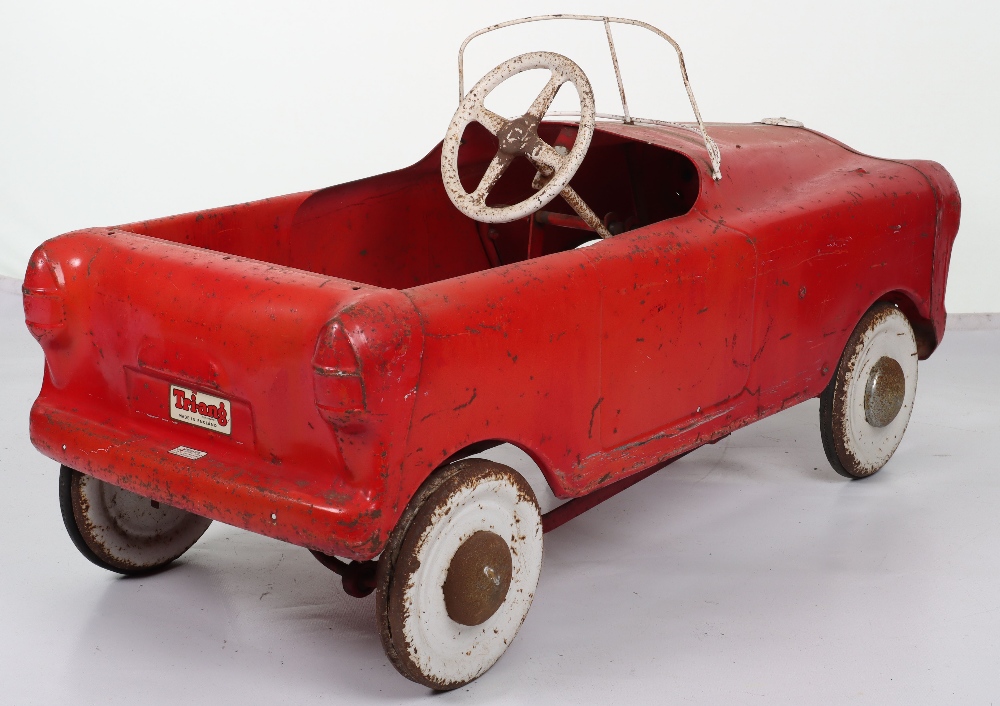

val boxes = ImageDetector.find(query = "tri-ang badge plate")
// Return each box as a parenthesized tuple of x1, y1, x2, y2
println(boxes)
(169, 384, 232, 435)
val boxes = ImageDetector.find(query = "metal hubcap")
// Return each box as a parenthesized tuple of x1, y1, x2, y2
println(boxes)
(864, 355, 906, 428)
(442, 530, 513, 626)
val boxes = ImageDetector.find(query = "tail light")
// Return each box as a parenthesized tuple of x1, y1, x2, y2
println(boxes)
(23, 247, 67, 344)
(312, 320, 367, 429)
(312, 298, 423, 487)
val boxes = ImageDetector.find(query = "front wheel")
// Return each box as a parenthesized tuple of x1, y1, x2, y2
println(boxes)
(375, 459, 543, 690)
(820, 303, 918, 478)
(59, 465, 212, 574)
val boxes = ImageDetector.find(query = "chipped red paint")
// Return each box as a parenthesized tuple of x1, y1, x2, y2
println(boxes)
(24, 121, 960, 561)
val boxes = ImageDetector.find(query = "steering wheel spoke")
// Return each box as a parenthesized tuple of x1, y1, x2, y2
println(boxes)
(471, 152, 515, 203)
(527, 73, 566, 120)
(527, 141, 566, 174)
(475, 107, 509, 136)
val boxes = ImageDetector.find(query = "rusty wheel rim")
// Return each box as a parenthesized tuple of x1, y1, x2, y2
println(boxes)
(820, 304, 917, 479)
(61, 466, 212, 574)
(376, 459, 542, 690)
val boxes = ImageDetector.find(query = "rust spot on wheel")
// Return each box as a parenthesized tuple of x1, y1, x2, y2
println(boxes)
(864, 355, 905, 428)
(443, 530, 512, 626)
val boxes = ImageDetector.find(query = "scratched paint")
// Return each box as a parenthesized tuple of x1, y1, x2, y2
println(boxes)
(24, 117, 959, 563)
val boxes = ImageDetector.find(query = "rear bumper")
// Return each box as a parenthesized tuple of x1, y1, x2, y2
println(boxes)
(30, 400, 384, 560)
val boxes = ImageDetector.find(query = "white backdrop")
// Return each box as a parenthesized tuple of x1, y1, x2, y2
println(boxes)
(1, 0, 996, 311)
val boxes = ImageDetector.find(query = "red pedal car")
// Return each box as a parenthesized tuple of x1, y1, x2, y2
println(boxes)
(23, 15, 960, 689)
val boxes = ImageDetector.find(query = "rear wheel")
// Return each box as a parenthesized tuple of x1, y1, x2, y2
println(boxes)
(59, 465, 212, 574)
(820, 303, 918, 478)
(375, 459, 543, 690)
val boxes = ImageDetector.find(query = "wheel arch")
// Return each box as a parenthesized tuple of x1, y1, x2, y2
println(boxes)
(876, 289, 937, 359)
(435, 438, 563, 508)
(387, 437, 562, 544)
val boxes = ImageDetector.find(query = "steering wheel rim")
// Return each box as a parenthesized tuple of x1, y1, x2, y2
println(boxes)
(441, 51, 596, 224)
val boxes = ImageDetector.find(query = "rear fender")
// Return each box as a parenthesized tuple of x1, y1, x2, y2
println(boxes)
(313, 293, 425, 521)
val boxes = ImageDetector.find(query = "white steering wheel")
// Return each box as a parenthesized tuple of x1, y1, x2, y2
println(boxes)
(441, 51, 597, 224)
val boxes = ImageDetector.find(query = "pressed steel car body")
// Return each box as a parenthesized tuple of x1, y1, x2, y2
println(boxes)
(25, 116, 959, 558)
(23, 14, 959, 689)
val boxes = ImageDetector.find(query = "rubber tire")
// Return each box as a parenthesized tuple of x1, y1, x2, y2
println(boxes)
(819, 303, 918, 479)
(60, 465, 212, 575)
(375, 459, 543, 690)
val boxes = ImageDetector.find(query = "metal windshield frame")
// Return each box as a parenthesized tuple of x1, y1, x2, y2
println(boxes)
(457, 14, 721, 180)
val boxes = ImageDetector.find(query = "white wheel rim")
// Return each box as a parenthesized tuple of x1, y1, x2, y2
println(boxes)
(841, 309, 918, 474)
(78, 475, 211, 569)
(399, 474, 543, 687)
(441, 51, 596, 224)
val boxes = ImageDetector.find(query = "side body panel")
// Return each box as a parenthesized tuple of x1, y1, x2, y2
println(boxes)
(708, 126, 939, 417)
(401, 249, 602, 499)
(400, 123, 954, 504)
(593, 220, 756, 447)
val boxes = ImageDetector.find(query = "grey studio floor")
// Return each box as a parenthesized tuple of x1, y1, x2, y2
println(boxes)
(2, 277, 999, 706)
